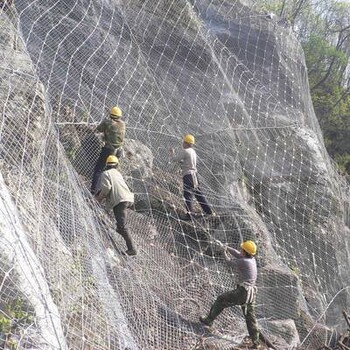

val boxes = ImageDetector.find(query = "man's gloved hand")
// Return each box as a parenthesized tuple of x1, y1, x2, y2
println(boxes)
(214, 239, 223, 247)
(213, 240, 231, 260)
(214, 239, 227, 249)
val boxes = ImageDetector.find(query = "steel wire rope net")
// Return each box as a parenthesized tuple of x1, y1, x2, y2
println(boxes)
(0, 0, 349, 349)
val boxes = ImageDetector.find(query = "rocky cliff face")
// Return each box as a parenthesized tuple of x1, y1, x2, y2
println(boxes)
(1, 0, 349, 349)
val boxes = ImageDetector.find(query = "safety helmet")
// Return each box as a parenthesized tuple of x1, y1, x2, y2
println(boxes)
(110, 106, 122, 118)
(106, 155, 119, 165)
(183, 134, 195, 145)
(240, 240, 257, 256)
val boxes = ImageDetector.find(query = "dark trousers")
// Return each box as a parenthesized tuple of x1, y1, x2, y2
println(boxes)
(113, 201, 135, 251)
(91, 147, 115, 194)
(206, 286, 259, 345)
(183, 174, 212, 214)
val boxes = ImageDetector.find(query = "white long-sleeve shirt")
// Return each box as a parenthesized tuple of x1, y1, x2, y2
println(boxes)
(98, 168, 134, 211)
(173, 147, 197, 176)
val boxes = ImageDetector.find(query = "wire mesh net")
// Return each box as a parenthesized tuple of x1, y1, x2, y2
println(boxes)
(0, 0, 349, 349)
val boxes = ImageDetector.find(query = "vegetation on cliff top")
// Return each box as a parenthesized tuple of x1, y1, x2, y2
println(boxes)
(257, 0, 350, 175)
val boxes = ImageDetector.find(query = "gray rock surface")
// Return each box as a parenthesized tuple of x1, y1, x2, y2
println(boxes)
(265, 319, 300, 349)
(0, 0, 349, 349)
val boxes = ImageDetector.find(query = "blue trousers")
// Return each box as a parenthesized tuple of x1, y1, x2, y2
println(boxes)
(183, 174, 212, 215)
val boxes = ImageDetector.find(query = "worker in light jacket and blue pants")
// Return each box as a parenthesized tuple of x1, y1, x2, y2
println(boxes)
(172, 134, 214, 220)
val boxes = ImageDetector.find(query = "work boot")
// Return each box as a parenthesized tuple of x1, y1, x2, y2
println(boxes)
(199, 316, 213, 327)
(180, 212, 192, 221)
(202, 211, 216, 217)
(125, 249, 137, 256)
(122, 232, 137, 255)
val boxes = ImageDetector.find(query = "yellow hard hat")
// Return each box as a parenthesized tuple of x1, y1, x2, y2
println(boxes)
(240, 240, 257, 256)
(183, 134, 195, 145)
(106, 155, 119, 165)
(110, 106, 122, 118)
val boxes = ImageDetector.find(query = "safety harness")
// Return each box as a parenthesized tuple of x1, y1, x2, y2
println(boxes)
(190, 170, 199, 188)
(240, 283, 257, 315)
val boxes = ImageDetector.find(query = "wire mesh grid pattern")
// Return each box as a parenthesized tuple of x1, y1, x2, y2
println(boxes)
(0, 0, 349, 349)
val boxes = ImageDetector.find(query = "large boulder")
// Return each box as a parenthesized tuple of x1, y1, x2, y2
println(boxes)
(0, 0, 349, 348)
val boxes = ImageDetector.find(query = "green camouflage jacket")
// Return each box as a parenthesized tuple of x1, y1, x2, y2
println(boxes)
(96, 118, 125, 150)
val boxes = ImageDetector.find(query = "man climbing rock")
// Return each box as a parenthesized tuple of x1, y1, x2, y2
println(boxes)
(95, 155, 137, 256)
(199, 240, 261, 349)
(91, 106, 126, 194)
(172, 134, 214, 220)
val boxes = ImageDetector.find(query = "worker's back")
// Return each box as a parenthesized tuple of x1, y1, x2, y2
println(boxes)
(99, 168, 134, 210)
(97, 118, 125, 150)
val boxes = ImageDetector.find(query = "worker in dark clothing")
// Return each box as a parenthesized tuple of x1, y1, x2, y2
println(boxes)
(172, 134, 214, 220)
(91, 106, 126, 194)
(200, 240, 260, 349)
(95, 155, 137, 256)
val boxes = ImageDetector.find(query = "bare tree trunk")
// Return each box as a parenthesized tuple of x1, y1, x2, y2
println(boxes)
(279, 0, 287, 17)
(311, 28, 350, 91)
(291, 0, 307, 26)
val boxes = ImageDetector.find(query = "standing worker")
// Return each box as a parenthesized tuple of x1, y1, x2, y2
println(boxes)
(199, 240, 260, 349)
(95, 155, 137, 256)
(172, 134, 214, 220)
(91, 106, 125, 194)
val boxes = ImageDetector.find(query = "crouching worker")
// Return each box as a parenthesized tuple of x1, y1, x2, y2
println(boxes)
(200, 240, 260, 349)
(95, 155, 137, 256)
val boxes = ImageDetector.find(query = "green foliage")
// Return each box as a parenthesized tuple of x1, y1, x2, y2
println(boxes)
(303, 36, 348, 85)
(289, 264, 301, 277)
(305, 47, 349, 174)
(256, 0, 350, 174)
(311, 82, 350, 174)
(0, 298, 33, 350)
(0, 298, 33, 333)
(334, 154, 350, 174)
(0, 298, 34, 350)
(0, 315, 11, 334)
(256, 1, 282, 14)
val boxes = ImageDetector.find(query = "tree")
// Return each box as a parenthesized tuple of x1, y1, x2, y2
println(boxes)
(255, 0, 350, 174)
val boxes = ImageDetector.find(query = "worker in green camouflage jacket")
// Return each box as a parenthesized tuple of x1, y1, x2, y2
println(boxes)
(91, 106, 126, 194)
